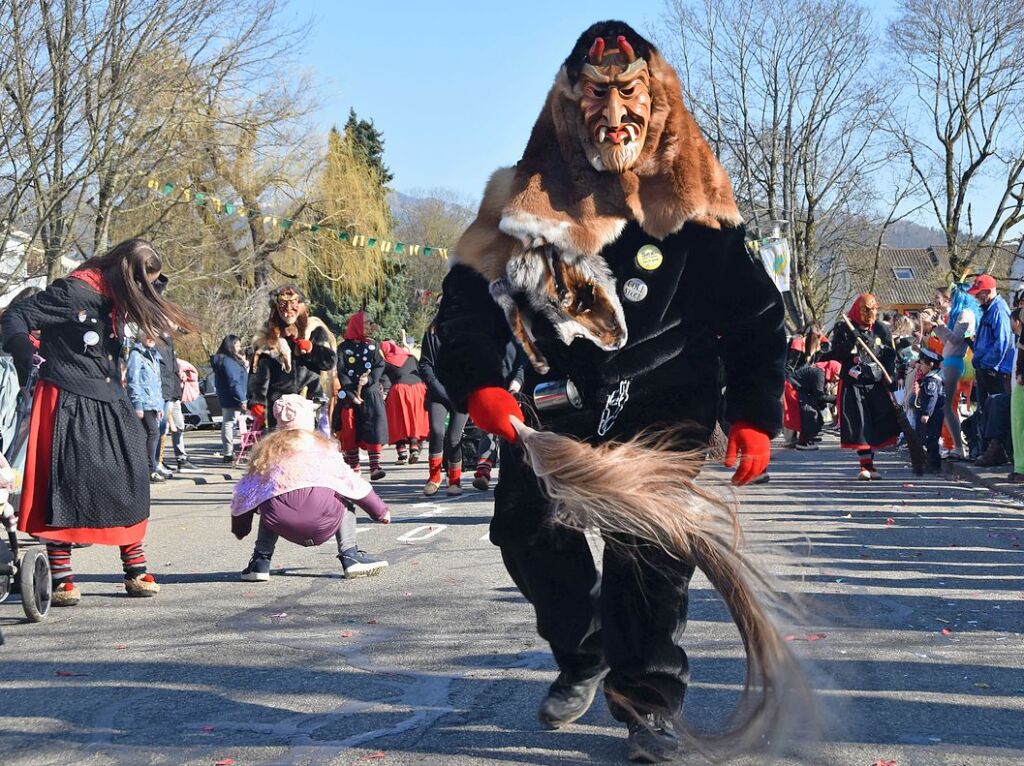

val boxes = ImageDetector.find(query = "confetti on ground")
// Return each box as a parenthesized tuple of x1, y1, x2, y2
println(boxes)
(201, 725, 216, 732)
(873, 761, 897, 766)
(974, 682, 991, 689)
(115, 644, 127, 650)
(361, 753, 386, 760)
(270, 612, 288, 619)
(367, 619, 379, 624)
(215, 759, 235, 766)
(885, 517, 896, 525)
(941, 628, 953, 636)
(785, 633, 828, 642)
(55, 671, 87, 677)
(340, 631, 354, 638)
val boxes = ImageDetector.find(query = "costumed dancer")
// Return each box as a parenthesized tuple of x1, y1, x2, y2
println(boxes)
(827, 293, 899, 480)
(419, 318, 469, 497)
(912, 347, 945, 472)
(1, 238, 194, 606)
(249, 285, 336, 430)
(434, 22, 790, 763)
(334, 311, 388, 480)
(232, 395, 389, 580)
(380, 339, 428, 464)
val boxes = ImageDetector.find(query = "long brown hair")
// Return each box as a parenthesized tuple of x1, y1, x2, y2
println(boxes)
(78, 238, 196, 337)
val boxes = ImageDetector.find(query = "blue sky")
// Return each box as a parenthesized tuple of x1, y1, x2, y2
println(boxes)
(296, 0, 909, 203)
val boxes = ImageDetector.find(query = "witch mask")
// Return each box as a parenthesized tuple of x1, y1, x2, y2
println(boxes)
(578, 36, 652, 174)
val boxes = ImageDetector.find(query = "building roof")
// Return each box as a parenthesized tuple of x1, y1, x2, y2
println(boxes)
(851, 243, 1022, 309)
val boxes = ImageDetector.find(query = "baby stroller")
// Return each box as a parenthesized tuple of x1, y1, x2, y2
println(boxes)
(0, 357, 52, 626)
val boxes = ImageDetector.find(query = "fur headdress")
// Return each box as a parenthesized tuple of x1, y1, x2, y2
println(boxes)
(453, 21, 741, 372)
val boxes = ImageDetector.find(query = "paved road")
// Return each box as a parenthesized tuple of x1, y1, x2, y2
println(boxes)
(1, 433, 1022, 765)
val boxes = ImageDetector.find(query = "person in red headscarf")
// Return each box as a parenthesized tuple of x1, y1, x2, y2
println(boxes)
(380, 339, 428, 464)
(825, 293, 899, 479)
(333, 311, 389, 479)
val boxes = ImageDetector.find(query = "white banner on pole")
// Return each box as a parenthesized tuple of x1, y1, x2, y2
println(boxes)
(757, 237, 791, 293)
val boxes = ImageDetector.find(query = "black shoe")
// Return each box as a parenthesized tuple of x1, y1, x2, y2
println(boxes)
(176, 457, 201, 473)
(241, 555, 271, 582)
(223, 454, 235, 464)
(339, 548, 388, 578)
(149, 471, 166, 483)
(538, 671, 604, 730)
(626, 713, 682, 763)
(369, 468, 386, 481)
(472, 473, 490, 491)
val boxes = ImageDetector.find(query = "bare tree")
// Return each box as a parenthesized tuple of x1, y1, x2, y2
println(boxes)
(887, 0, 1024, 277)
(1, 0, 308, 283)
(661, 0, 891, 325)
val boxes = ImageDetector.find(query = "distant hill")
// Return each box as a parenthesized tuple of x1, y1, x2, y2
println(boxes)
(882, 220, 946, 248)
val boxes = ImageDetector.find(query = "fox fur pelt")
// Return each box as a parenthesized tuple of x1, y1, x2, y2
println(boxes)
(252, 315, 334, 373)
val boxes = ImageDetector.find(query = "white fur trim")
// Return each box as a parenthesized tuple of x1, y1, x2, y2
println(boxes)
(499, 212, 574, 252)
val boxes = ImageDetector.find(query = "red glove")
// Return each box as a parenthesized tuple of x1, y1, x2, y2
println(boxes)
(467, 386, 525, 443)
(250, 403, 266, 431)
(295, 338, 313, 354)
(724, 421, 771, 485)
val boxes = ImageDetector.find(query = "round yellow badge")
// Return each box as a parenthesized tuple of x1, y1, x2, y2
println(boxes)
(635, 244, 663, 271)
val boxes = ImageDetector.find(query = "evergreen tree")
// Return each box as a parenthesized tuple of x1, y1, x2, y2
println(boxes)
(344, 108, 394, 189)
(308, 258, 409, 342)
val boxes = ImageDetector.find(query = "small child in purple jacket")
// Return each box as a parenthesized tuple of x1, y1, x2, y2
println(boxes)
(231, 394, 391, 580)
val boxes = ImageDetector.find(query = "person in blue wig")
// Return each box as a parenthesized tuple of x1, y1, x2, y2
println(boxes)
(928, 283, 982, 460)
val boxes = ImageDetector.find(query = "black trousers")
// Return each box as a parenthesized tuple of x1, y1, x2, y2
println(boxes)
(493, 439, 695, 721)
(140, 410, 161, 472)
(427, 400, 468, 461)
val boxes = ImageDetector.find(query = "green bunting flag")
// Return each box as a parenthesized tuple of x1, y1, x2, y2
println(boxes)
(144, 176, 449, 260)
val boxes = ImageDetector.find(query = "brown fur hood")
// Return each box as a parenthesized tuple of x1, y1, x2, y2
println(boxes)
(453, 47, 741, 282)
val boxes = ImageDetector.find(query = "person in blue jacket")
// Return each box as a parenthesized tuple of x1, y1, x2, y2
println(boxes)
(126, 334, 166, 481)
(969, 274, 1014, 464)
(211, 334, 249, 463)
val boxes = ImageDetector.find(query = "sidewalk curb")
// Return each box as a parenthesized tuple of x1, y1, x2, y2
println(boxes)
(946, 460, 1024, 501)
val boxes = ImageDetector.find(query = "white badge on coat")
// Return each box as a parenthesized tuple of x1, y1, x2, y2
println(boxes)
(623, 278, 648, 302)
(82, 330, 100, 351)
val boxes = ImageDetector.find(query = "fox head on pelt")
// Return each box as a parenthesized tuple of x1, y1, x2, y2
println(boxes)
(453, 20, 740, 372)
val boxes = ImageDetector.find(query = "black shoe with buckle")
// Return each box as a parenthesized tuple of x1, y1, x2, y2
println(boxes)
(538, 670, 604, 729)
(626, 713, 682, 763)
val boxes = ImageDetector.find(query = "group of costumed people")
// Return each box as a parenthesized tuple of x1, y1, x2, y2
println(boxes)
(823, 283, 987, 479)
(0, 20, 818, 763)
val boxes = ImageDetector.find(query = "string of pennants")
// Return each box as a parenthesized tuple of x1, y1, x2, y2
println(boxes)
(144, 178, 450, 259)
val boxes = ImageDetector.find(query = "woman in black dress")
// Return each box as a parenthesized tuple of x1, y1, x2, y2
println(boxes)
(334, 311, 388, 480)
(2, 238, 194, 606)
(828, 293, 899, 479)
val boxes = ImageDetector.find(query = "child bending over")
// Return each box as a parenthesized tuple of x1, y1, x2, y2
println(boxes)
(231, 394, 390, 581)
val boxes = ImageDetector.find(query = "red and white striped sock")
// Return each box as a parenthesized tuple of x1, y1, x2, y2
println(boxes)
(119, 541, 147, 578)
(368, 447, 383, 472)
(344, 449, 361, 472)
(47, 543, 73, 584)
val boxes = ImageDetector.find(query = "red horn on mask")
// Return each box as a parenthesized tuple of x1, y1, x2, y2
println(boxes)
(588, 37, 605, 64)
(617, 35, 636, 62)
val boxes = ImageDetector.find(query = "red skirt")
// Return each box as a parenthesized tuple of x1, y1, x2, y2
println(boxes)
(18, 380, 147, 546)
(385, 382, 428, 443)
(782, 380, 800, 432)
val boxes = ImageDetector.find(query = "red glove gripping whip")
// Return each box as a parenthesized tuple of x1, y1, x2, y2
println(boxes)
(467, 387, 524, 443)
(724, 421, 772, 486)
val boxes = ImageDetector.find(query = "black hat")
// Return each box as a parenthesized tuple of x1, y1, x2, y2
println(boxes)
(919, 347, 943, 366)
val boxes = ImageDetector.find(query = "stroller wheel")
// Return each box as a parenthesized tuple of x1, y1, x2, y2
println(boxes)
(19, 548, 51, 622)
(0, 573, 10, 604)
